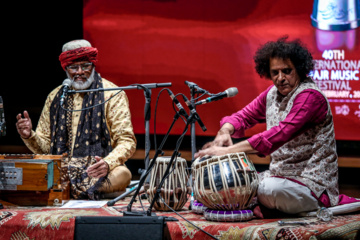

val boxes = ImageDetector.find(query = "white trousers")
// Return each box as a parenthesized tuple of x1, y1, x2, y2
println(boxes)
(257, 177, 320, 214)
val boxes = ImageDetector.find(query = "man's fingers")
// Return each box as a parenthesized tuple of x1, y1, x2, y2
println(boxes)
(86, 160, 109, 178)
(88, 170, 107, 179)
(17, 121, 29, 128)
(195, 149, 207, 158)
(87, 165, 107, 178)
(15, 111, 32, 139)
(16, 113, 30, 128)
(23, 111, 30, 119)
(87, 161, 101, 171)
(16, 118, 26, 126)
(16, 121, 29, 133)
(213, 140, 221, 146)
(16, 111, 31, 122)
(202, 141, 213, 150)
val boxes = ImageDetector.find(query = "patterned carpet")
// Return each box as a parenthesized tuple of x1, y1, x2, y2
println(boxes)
(111, 198, 360, 240)
(1, 198, 360, 240)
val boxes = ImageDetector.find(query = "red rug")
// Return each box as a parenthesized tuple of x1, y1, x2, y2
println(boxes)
(0, 204, 121, 240)
(1, 198, 360, 240)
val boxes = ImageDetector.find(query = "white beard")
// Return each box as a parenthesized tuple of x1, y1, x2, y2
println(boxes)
(66, 68, 95, 90)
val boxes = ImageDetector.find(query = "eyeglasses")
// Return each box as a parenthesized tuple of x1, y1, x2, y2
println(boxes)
(67, 63, 93, 73)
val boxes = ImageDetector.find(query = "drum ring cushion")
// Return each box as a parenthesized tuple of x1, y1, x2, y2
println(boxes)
(204, 209, 253, 222)
(191, 200, 207, 214)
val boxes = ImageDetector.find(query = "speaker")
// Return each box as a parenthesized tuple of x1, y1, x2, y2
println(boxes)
(75, 216, 166, 240)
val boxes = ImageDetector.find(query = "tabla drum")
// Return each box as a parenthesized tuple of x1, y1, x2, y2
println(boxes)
(192, 152, 259, 221)
(147, 156, 190, 211)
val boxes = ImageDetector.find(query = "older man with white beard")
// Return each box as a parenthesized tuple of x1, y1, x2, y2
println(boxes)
(15, 39, 136, 200)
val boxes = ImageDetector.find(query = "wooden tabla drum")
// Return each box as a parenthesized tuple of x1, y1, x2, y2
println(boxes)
(192, 153, 259, 221)
(147, 156, 190, 211)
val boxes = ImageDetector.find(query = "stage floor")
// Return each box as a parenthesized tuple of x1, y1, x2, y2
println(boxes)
(1, 196, 360, 240)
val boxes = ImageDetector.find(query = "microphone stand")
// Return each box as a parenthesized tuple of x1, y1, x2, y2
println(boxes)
(122, 108, 185, 215)
(184, 82, 214, 210)
(107, 86, 152, 206)
(146, 111, 197, 216)
(143, 87, 151, 172)
(189, 86, 197, 165)
(188, 84, 200, 210)
(66, 82, 172, 205)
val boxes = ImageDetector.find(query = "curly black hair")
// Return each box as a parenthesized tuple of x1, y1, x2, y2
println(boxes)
(254, 36, 314, 81)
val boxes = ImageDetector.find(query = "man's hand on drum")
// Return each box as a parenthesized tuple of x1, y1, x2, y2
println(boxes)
(86, 156, 109, 178)
(16, 111, 33, 139)
(202, 123, 234, 149)
(195, 145, 231, 158)
(195, 123, 235, 158)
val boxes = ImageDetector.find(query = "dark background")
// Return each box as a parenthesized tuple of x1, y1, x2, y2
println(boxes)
(0, 1, 358, 195)
(0, 1, 201, 151)
(0, 1, 83, 148)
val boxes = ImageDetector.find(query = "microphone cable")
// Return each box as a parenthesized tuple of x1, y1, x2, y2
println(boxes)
(60, 82, 157, 112)
(158, 195, 219, 240)
(60, 89, 124, 112)
(153, 88, 188, 151)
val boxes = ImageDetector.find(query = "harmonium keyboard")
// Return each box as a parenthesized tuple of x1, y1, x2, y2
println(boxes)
(0, 154, 70, 206)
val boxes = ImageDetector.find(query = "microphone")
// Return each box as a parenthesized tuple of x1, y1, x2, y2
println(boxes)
(184, 81, 208, 94)
(60, 79, 72, 107)
(0, 96, 6, 137)
(166, 89, 189, 118)
(195, 87, 238, 105)
(181, 95, 207, 132)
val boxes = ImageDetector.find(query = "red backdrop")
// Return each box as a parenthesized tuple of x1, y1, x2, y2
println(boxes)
(83, 0, 360, 140)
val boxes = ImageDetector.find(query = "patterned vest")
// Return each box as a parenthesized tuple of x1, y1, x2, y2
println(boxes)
(264, 78, 339, 206)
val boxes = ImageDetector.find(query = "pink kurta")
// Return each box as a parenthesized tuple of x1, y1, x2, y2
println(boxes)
(220, 85, 328, 155)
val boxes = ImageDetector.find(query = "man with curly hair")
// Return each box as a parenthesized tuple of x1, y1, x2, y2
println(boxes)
(195, 37, 339, 216)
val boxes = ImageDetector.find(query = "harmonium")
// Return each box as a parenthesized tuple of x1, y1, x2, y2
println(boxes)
(0, 154, 70, 206)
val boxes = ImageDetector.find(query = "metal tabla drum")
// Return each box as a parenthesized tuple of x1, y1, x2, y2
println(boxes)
(192, 152, 259, 221)
(147, 156, 190, 211)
